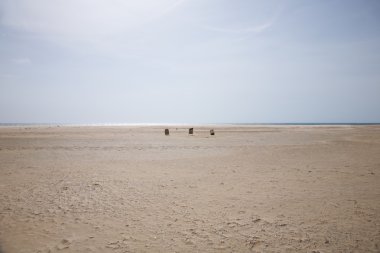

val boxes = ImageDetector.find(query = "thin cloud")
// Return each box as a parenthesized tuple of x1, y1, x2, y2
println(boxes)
(0, 0, 187, 39)
(0, 73, 18, 78)
(11, 57, 31, 65)
(153, 0, 187, 20)
(203, 2, 283, 35)
(203, 20, 274, 34)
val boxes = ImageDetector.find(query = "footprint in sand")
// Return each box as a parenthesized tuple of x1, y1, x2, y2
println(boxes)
(56, 239, 71, 250)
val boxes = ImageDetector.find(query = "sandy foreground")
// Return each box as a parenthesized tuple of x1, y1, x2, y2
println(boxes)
(0, 125, 379, 253)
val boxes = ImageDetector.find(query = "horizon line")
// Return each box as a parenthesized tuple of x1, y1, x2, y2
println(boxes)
(1, 122, 380, 127)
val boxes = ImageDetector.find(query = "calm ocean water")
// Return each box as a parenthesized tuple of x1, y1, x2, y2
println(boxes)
(0, 123, 379, 127)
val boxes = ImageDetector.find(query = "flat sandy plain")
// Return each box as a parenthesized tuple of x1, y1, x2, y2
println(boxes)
(0, 125, 379, 253)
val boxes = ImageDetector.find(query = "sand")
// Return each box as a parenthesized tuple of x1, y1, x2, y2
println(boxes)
(0, 125, 379, 252)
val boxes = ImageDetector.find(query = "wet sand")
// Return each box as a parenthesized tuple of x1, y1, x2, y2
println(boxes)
(0, 125, 379, 252)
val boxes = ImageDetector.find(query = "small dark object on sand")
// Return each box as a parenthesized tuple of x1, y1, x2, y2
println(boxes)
(210, 129, 215, 135)
(189, 128, 193, 135)
(165, 129, 169, 135)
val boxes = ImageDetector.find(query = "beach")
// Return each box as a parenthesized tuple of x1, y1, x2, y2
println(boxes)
(0, 125, 379, 252)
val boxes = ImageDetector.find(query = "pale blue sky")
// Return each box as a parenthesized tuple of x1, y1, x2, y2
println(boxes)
(1, 0, 379, 123)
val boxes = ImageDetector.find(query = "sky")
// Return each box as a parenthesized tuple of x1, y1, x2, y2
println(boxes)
(0, 0, 380, 124)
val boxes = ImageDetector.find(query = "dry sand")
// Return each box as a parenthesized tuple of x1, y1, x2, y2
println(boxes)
(0, 125, 379, 252)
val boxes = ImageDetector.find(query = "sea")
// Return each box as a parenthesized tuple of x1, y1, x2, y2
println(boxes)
(0, 122, 379, 127)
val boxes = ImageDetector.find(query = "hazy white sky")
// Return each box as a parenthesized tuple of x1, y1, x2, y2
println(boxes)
(1, 0, 379, 123)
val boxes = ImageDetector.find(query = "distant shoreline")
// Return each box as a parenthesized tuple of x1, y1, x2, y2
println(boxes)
(1, 122, 379, 127)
